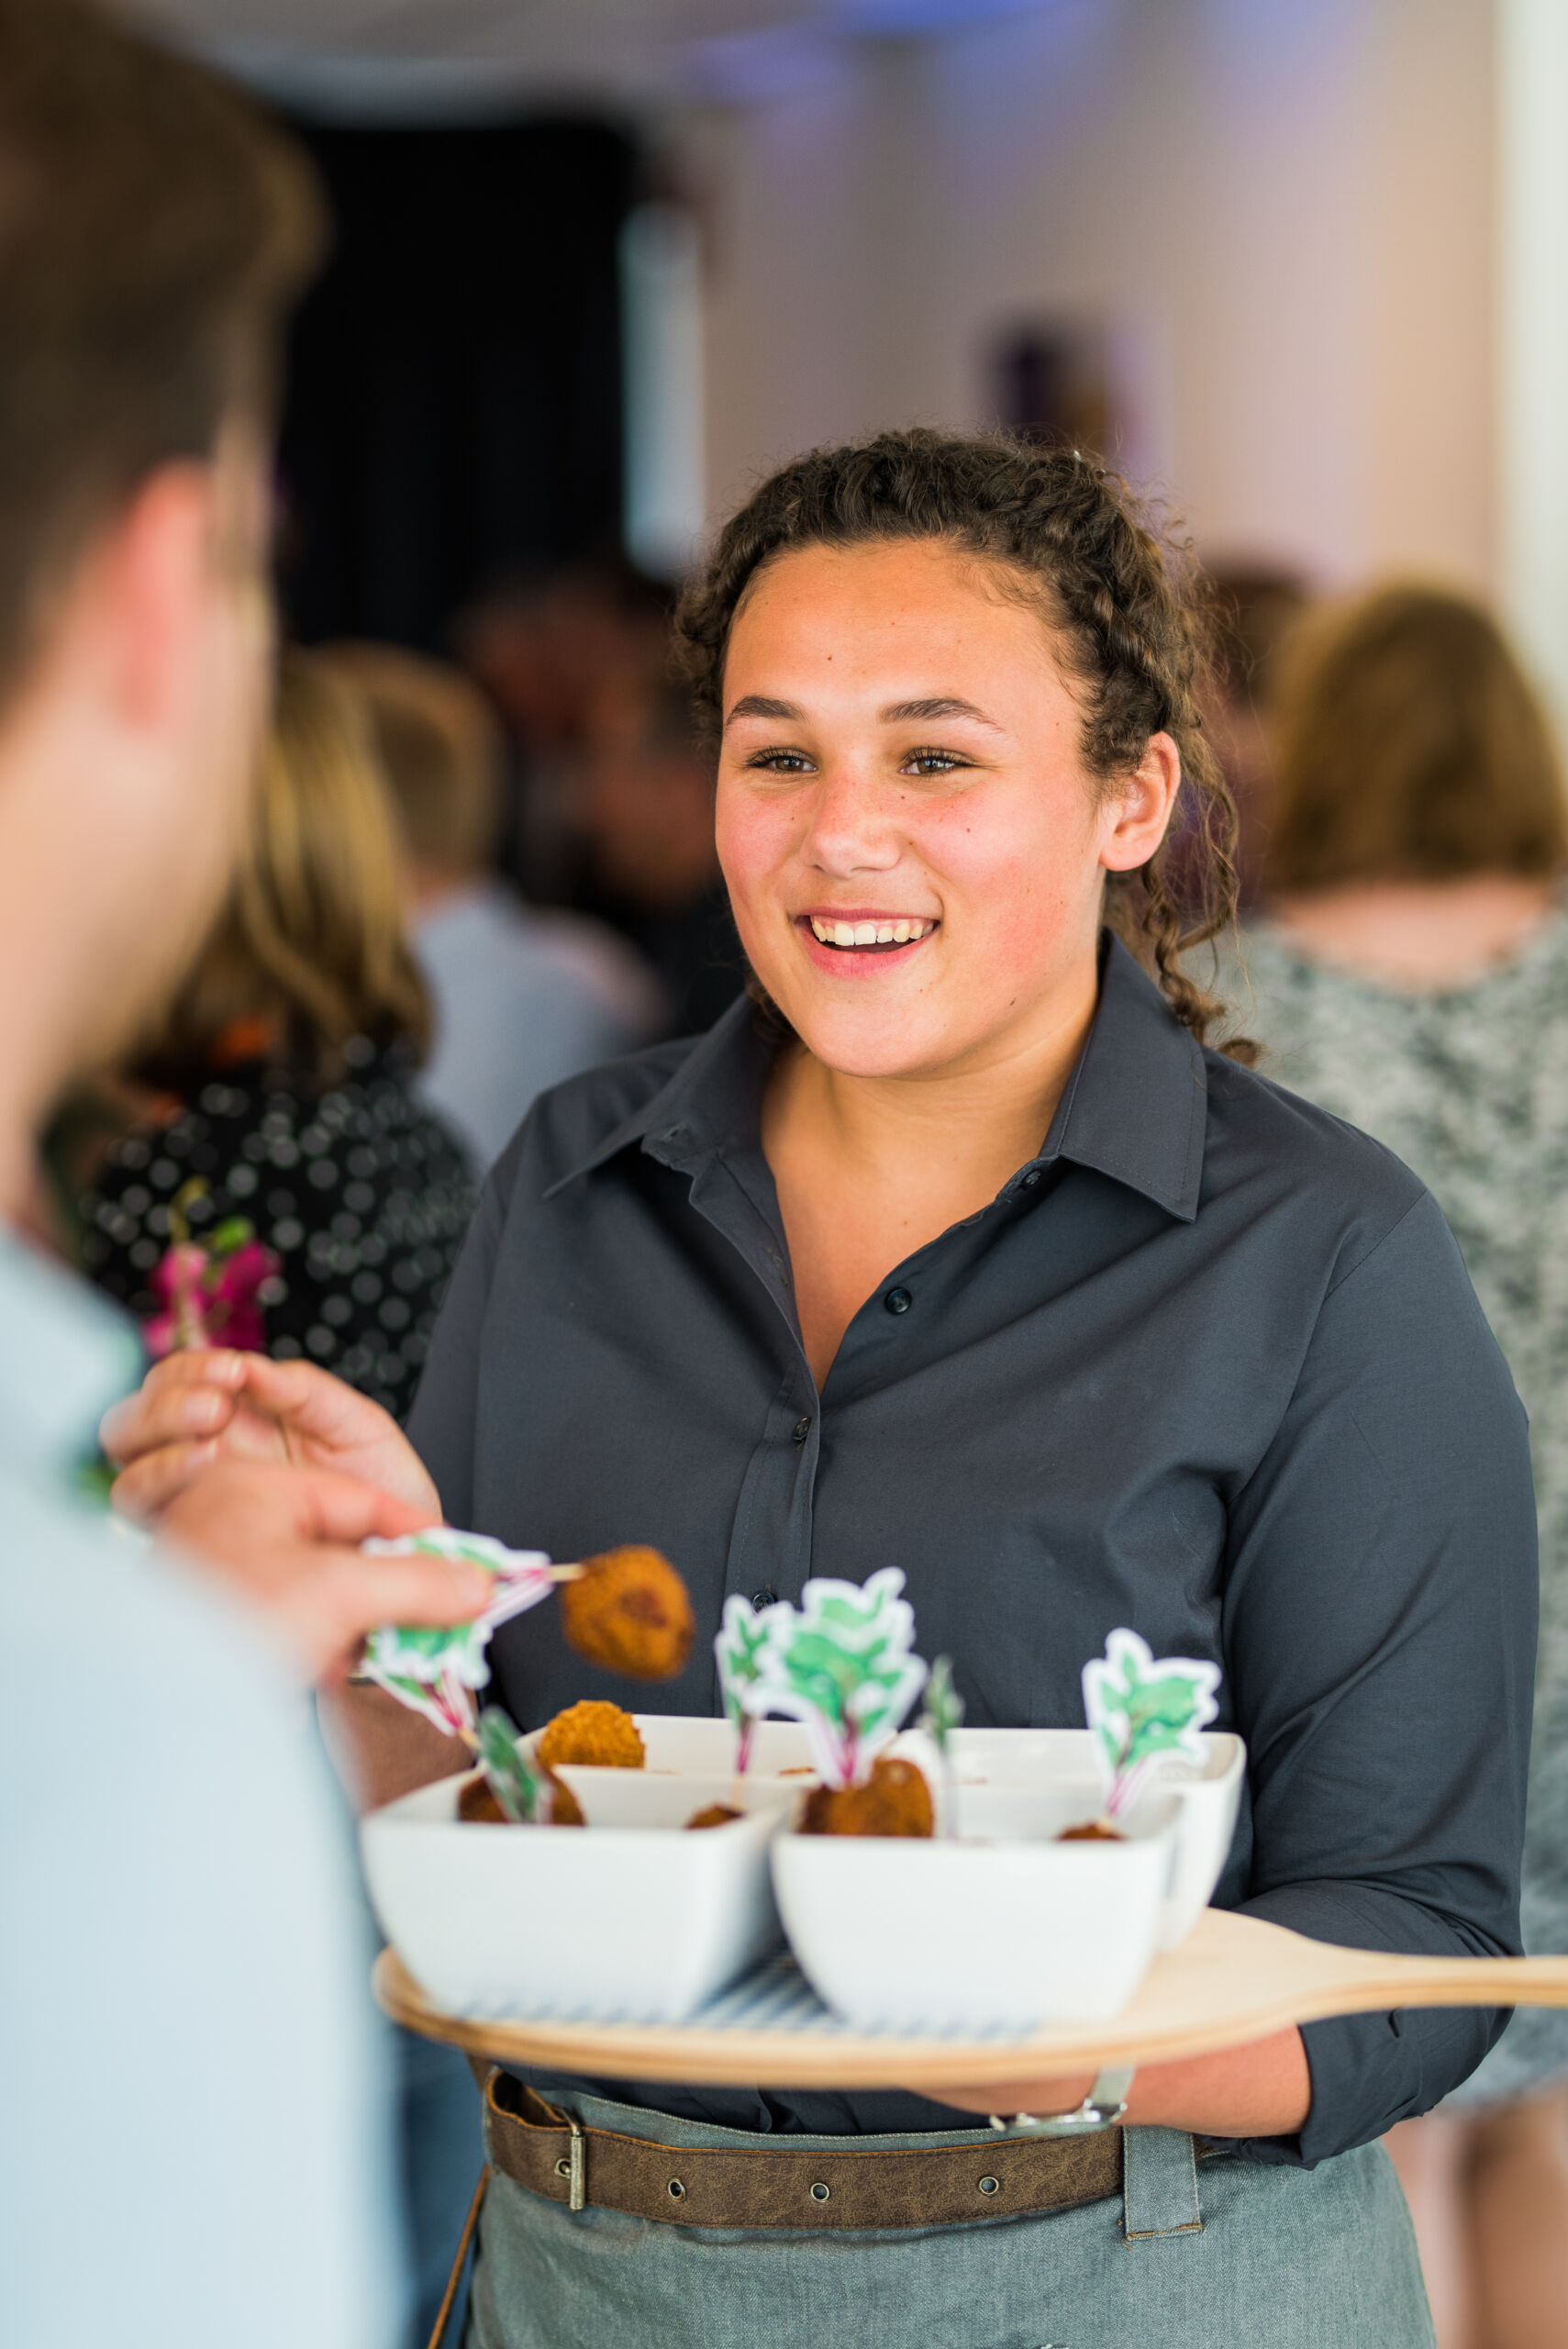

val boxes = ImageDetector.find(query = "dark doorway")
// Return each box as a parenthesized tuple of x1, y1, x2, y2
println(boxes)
(275, 117, 639, 651)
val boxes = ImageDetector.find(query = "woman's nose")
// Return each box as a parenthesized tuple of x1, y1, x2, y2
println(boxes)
(801, 768, 902, 874)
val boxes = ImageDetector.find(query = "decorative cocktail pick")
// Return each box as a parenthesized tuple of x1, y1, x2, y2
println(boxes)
(918, 1653, 965, 1835)
(751, 1566, 929, 1790)
(146, 1178, 278, 1355)
(359, 1529, 559, 1739)
(474, 1706, 555, 1822)
(1081, 1627, 1221, 1820)
(714, 1590, 784, 1775)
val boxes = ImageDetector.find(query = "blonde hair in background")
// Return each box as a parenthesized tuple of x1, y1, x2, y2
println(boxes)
(135, 649, 430, 1089)
(1262, 583, 1568, 893)
(317, 640, 504, 881)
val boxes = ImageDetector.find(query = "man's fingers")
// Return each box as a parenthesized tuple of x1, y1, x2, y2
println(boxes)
(110, 1440, 219, 1521)
(237, 1353, 396, 1442)
(285, 1464, 441, 1549)
(322, 1550, 494, 1634)
(100, 1357, 243, 1464)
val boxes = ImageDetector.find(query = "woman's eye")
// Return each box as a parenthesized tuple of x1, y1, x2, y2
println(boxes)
(900, 747, 970, 777)
(746, 747, 816, 775)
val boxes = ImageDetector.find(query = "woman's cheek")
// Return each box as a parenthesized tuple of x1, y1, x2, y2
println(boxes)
(716, 785, 794, 951)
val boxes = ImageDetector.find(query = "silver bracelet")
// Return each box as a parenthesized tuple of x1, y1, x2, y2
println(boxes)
(988, 2064, 1135, 2136)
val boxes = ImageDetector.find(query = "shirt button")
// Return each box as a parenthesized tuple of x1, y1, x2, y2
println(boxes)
(751, 1585, 778, 1609)
(884, 1286, 913, 1315)
(1022, 1170, 1041, 1187)
(792, 1416, 811, 1444)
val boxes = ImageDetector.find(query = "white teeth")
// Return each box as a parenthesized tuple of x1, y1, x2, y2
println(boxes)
(808, 915, 935, 946)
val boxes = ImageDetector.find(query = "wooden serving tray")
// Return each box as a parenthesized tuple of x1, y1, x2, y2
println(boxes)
(374, 1910, 1568, 2090)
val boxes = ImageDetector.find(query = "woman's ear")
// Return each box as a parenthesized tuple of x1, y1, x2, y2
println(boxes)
(1099, 731, 1183, 873)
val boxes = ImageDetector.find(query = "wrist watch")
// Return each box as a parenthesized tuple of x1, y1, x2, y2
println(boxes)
(987, 2064, 1135, 2136)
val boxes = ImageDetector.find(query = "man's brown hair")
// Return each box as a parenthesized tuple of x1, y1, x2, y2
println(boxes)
(0, 0, 323, 704)
(1263, 584, 1568, 890)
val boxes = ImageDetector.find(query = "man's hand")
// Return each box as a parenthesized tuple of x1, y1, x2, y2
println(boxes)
(103, 1351, 439, 1521)
(156, 1458, 489, 1685)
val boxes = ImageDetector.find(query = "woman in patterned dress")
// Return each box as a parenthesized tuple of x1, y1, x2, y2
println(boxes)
(1207, 584, 1568, 2349)
(80, 648, 475, 1426)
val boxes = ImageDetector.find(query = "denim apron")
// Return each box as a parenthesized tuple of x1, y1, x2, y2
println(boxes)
(463, 2084, 1434, 2349)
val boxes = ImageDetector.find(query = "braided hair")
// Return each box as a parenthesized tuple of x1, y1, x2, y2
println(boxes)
(674, 427, 1252, 1061)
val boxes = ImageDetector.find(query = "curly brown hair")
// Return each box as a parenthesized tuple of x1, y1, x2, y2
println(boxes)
(673, 427, 1251, 1059)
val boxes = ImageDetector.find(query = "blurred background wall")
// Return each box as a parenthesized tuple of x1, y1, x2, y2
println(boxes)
(128, 0, 1568, 726)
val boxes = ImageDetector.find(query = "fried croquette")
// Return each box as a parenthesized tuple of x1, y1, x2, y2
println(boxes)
(1056, 1820, 1123, 1841)
(684, 1802, 744, 1830)
(560, 1545, 695, 1681)
(536, 1698, 646, 1770)
(457, 1771, 584, 1826)
(798, 1755, 934, 1839)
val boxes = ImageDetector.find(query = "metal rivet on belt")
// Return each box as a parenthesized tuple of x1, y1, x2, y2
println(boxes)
(810, 2181, 830, 2202)
(554, 2159, 571, 2179)
(978, 2176, 1000, 2195)
(667, 2179, 686, 2199)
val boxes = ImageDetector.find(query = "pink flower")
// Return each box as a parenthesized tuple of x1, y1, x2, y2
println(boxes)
(145, 1230, 278, 1357)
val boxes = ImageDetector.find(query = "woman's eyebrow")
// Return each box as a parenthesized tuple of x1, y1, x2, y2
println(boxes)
(880, 696, 1005, 732)
(726, 694, 802, 723)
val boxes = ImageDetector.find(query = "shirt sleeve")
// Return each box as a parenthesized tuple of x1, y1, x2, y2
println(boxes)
(1223, 1188, 1539, 2165)
(1, 1521, 405, 2348)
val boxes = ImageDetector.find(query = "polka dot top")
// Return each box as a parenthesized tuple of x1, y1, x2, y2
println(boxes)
(79, 1041, 477, 1424)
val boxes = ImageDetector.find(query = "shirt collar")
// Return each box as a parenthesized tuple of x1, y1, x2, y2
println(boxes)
(0, 1230, 143, 1487)
(1037, 932, 1207, 1221)
(548, 933, 1207, 1222)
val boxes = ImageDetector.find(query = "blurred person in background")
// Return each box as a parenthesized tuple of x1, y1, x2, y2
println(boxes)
(577, 666, 746, 1033)
(1207, 583, 1568, 2349)
(1167, 563, 1309, 917)
(455, 561, 672, 906)
(0, 7, 490, 2345)
(81, 648, 476, 1426)
(320, 640, 659, 1171)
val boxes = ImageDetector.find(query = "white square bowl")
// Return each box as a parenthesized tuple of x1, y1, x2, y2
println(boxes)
(902, 1726, 1246, 1950)
(771, 1790, 1181, 2034)
(361, 1768, 797, 2023)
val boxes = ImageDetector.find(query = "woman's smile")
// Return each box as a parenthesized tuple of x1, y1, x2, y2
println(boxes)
(796, 909, 940, 974)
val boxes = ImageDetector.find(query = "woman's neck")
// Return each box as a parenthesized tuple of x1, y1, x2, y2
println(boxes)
(761, 966, 1098, 1388)
(1269, 873, 1561, 992)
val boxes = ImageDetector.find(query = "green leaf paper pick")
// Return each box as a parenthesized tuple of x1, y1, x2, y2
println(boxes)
(1081, 1628, 1221, 1819)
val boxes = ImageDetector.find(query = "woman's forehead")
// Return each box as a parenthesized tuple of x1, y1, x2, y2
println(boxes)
(725, 540, 1064, 706)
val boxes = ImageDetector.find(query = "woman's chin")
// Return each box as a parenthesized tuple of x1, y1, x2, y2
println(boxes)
(779, 996, 957, 1081)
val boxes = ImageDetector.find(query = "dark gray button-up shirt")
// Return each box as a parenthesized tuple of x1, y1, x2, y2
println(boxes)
(408, 935, 1537, 2165)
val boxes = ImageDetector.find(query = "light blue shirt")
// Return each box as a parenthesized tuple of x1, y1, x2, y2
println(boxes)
(0, 1235, 403, 2348)
(415, 881, 661, 1170)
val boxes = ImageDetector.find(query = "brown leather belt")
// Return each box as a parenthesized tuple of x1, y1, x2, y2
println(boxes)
(480, 2067, 1124, 2232)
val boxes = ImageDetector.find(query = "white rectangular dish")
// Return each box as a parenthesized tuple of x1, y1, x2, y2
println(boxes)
(529, 1717, 1244, 1953)
(772, 1789, 1183, 2032)
(361, 1768, 798, 2024)
(919, 1727, 1247, 1949)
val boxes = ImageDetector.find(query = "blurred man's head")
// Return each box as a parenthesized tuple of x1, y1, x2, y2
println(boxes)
(0, 0, 320, 1188)
(317, 642, 505, 904)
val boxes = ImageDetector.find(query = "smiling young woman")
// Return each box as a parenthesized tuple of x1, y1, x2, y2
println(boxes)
(104, 430, 1536, 2349)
